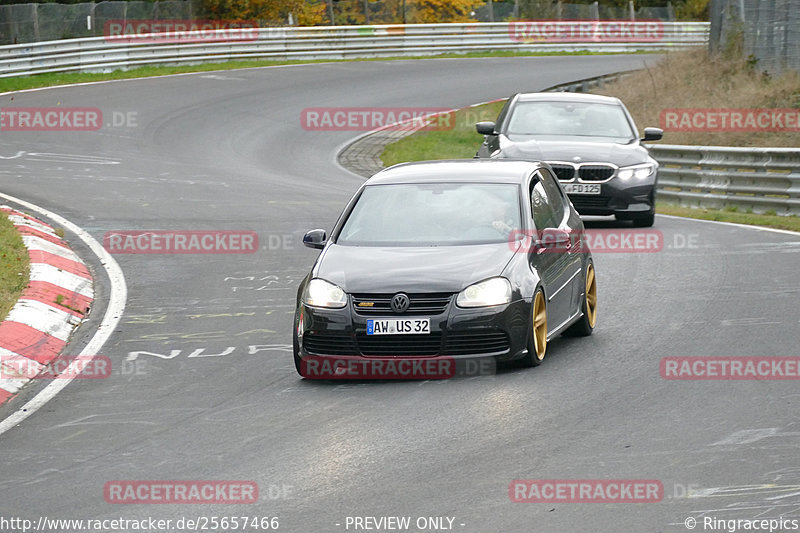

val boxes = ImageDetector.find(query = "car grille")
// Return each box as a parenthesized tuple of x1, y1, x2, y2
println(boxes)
(568, 195, 611, 210)
(549, 164, 576, 181)
(548, 162, 617, 183)
(442, 331, 510, 356)
(303, 334, 358, 356)
(356, 332, 443, 356)
(578, 165, 616, 181)
(352, 293, 453, 316)
(304, 330, 511, 357)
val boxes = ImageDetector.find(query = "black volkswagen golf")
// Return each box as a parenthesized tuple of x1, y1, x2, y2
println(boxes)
(293, 160, 596, 379)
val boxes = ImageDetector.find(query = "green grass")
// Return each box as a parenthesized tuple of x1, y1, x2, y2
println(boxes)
(0, 212, 30, 321)
(381, 100, 505, 167)
(656, 202, 800, 233)
(0, 50, 637, 94)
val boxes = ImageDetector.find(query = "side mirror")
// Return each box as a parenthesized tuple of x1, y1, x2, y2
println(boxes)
(642, 127, 663, 142)
(303, 229, 327, 250)
(476, 121, 497, 135)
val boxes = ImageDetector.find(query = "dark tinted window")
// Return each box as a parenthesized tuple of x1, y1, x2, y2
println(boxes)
(530, 177, 557, 230)
(538, 168, 566, 225)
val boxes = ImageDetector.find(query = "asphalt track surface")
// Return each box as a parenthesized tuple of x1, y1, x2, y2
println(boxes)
(1, 55, 799, 532)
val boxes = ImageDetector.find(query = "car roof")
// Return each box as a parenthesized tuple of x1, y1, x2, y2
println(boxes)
(515, 92, 623, 105)
(367, 159, 544, 185)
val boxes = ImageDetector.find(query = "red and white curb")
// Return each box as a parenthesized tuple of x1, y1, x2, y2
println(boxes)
(0, 206, 94, 407)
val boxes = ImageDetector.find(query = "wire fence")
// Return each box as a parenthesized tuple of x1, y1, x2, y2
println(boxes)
(709, 0, 800, 74)
(1, 0, 681, 46)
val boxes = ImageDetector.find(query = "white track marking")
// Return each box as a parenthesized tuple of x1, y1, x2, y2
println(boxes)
(5, 299, 81, 341)
(0, 192, 127, 437)
(657, 214, 800, 237)
(22, 235, 82, 262)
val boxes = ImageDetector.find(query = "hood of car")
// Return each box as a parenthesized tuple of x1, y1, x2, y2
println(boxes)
(314, 242, 519, 294)
(500, 135, 651, 167)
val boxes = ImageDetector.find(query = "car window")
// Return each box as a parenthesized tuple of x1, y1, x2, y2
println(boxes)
(337, 182, 522, 246)
(538, 168, 566, 225)
(506, 101, 636, 140)
(494, 96, 514, 131)
(529, 176, 557, 230)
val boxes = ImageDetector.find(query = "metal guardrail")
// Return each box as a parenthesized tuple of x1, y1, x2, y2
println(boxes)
(0, 22, 709, 78)
(651, 144, 800, 215)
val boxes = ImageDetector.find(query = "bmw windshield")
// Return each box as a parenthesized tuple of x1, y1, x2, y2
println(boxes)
(505, 101, 637, 142)
(336, 182, 522, 246)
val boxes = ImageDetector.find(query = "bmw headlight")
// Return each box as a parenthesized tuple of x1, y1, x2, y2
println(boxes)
(456, 277, 512, 308)
(617, 163, 655, 181)
(303, 278, 347, 309)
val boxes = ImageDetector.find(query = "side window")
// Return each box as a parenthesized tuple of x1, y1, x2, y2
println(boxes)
(529, 175, 557, 230)
(538, 168, 566, 225)
(494, 96, 515, 132)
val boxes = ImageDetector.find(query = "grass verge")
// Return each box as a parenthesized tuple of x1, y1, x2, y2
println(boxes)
(0, 49, 633, 94)
(0, 211, 30, 321)
(381, 100, 504, 167)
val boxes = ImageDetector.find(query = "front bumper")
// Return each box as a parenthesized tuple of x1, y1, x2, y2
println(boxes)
(565, 179, 655, 217)
(296, 295, 531, 376)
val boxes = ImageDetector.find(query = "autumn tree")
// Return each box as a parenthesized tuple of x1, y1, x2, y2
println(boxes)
(408, 0, 484, 23)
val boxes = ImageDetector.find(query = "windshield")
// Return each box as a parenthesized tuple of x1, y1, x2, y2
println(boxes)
(506, 100, 636, 140)
(337, 182, 522, 246)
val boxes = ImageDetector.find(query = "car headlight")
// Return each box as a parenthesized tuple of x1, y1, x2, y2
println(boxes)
(303, 279, 347, 309)
(617, 163, 655, 181)
(456, 277, 512, 308)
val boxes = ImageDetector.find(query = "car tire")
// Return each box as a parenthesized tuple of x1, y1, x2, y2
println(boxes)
(519, 288, 548, 367)
(564, 261, 597, 337)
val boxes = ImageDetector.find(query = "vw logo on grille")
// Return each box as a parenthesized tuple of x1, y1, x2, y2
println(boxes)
(390, 293, 410, 313)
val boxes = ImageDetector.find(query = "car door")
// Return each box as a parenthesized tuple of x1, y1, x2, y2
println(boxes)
(528, 170, 580, 331)
(538, 167, 585, 321)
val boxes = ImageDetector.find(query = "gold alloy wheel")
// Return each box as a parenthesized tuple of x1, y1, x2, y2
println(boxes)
(585, 263, 597, 328)
(532, 290, 547, 361)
